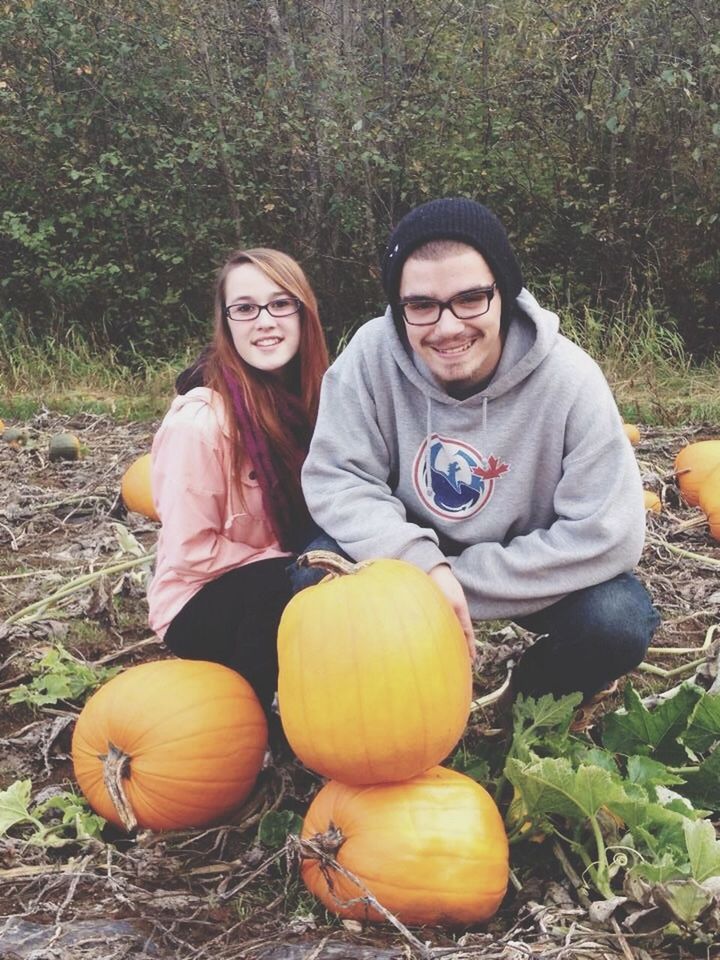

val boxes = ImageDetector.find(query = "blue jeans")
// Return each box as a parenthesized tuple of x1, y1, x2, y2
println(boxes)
(511, 572, 660, 699)
(286, 533, 353, 594)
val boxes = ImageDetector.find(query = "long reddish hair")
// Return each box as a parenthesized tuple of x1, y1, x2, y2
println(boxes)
(205, 248, 329, 508)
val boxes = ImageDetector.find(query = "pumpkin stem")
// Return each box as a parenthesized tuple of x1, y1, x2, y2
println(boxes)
(308, 821, 346, 857)
(101, 742, 138, 833)
(296, 550, 369, 578)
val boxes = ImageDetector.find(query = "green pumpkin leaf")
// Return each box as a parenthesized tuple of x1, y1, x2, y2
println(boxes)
(627, 755, 686, 791)
(0, 780, 34, 834)
(684, 817, 720, 883)
(601, 683, 702, 764)
(681, 693, 720, 754)
(505, 756, 629, 821)
(258, 809, 303, 849)
(678, 746, 720, 811)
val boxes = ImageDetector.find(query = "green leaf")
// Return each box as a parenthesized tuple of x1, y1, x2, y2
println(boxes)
(684, 817, 720, 883)
(602, 683, 703, 764)
(505, 757, 628, 821)
(0, 780, 34, 834)
(678, 746, 720, 811)
(681, 693, 720, 754)
(258, 809, 302, 849)
(627, 755, 686, 791)
(33, 792, 106, 843)
(509, 692, 581, 762)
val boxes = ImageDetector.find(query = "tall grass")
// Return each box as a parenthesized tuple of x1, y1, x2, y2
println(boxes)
(0, 325, 204, 421)
(0, 303, 717, 424)
(557, 301, 720, 425)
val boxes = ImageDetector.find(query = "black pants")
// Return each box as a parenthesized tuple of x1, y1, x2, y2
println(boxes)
(164, 558, 292, 714)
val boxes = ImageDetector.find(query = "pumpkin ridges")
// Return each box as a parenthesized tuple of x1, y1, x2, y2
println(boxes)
(72, 660, 267, 831)
(301, 767, 509, 925)
(278, 558, 471, 785)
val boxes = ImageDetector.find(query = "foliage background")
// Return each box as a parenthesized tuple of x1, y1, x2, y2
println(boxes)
(1, 0, 718, 359)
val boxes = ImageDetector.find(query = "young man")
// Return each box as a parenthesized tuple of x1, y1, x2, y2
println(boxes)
(301, 197, 660, 704)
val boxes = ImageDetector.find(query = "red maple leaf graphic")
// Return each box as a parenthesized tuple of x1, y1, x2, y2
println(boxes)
(471, 455, 510, 481)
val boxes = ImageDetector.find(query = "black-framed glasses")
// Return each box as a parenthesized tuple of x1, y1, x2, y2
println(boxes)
(397, 283, 497, 326)
(224, 296, 302, 323)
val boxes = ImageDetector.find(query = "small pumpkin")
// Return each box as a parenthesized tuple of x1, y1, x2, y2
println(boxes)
(643, 490, 661, 513)
(300, 766, 509, 926)
(0, 418, 4, 433)
(623, 423, 641, 445)
(698, 463, 720, 542)
(674, 440, 720, 507)
(72, 659, 267, 832)
(121, 453, 159, 521)
(2, 426, 28, 448)
(277, 552, 472, 786)
(49, 432, 81, 462)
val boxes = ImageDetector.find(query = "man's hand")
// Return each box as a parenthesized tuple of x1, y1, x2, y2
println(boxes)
(429, 563, 476, 662)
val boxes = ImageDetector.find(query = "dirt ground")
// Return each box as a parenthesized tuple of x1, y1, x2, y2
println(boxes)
(0, 411, 718, 960)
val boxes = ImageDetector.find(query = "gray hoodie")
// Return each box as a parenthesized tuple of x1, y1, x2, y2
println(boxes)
(302, 289, 646, 620)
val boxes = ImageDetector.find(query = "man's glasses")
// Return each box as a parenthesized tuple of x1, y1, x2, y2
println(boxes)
(397, 284, 496, 326)
(224, 296, 301, 323)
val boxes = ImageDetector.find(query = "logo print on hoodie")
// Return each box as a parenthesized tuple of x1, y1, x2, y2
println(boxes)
(412, 436, 509, 519)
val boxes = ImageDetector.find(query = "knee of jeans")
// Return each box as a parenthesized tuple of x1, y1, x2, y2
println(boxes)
(585, 588, 659, 670)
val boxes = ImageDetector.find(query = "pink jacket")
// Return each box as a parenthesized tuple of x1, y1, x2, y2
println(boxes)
(147, 387, 290, 638)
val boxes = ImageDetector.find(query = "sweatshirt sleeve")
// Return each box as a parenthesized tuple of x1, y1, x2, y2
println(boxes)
(152, 410, 273, 577)
(302, 351, 447, 571)
(451, 370, 646, 620)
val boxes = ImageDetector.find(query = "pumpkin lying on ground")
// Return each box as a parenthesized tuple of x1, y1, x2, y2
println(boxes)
(674, 439, 720, 507)
(120, 452, 159, 521)
(49, 432, 81, 462)
(2, 426, 28, 448)
(277, 552, 472, 786)
(72, 659, 267, 832)
(300, 766, 509, 926)
(643, 490, 661, 513)
(698, 463, 720, 542)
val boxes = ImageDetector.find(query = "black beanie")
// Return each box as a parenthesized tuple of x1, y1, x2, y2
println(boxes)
(381, 198, 523, 319)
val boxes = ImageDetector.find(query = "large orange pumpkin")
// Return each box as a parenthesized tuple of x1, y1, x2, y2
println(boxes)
(72, 659, 267, 832)
(277, 553, 472, 785)
(300, 766, 509, 926)
(674, 440, 720, 507)
(698, 463, 720, 542)
(121, 453, 159, 521)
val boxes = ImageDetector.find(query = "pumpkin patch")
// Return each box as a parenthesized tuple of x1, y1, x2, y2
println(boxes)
(72, 659, 267, 832)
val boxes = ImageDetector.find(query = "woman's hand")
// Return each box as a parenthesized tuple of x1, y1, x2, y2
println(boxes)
(429, 563, 476, 662)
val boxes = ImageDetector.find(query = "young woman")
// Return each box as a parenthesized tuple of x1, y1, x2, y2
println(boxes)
(148, 248, 329, 714)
